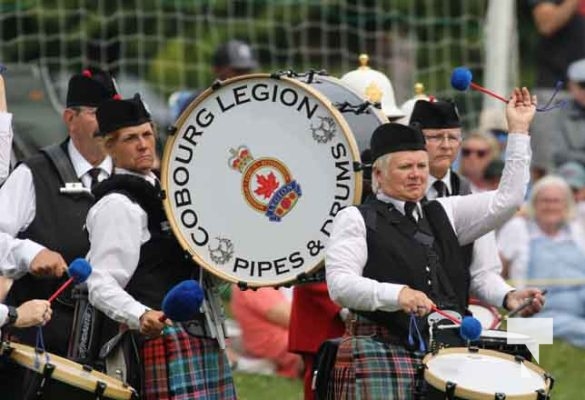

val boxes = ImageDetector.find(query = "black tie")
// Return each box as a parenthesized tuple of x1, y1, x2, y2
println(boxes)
(433, 180, 449, 198)
(88, 168, 101, 190)
(404, 201, 418, 224)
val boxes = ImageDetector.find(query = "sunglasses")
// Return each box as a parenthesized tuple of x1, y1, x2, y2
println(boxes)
(461, 148, 489, 158)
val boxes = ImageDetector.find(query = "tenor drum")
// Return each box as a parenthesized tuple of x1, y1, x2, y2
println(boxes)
(1, 341, 137, 399)
(162, 74, 362, 287)
(291, 72, 387, 152)
(423, 347, 553, 400)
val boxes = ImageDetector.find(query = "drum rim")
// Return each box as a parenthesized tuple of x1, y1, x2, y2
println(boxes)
(3, 342, 136, 399)
(161, 73, 363, 287)
(422, 347, 551, 400)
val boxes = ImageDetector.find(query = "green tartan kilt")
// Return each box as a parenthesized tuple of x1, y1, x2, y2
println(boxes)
(331, 318, 425, 400)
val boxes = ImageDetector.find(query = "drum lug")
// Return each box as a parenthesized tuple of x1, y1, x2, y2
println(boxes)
(494, 393, 506, 399)
(468, 346, 479, 353)
(166, 125, 177, 136)
(94, 380, 107, 400)
(544, 372, 555, 392)
(237, 281, 250, 290)
(211, 79, 223, 90)
(353, 161, 367, 172)
(445, 381, 457, 399)
(535, 388, 549, 400)
(514, 354, 526, 363)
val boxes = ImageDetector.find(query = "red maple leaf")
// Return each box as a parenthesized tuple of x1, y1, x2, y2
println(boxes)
(254, 172, 279, 199)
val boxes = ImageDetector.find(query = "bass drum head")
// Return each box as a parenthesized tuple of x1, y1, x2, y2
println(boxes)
(293, 73, 387, 153)
(162, 74, 362, 287)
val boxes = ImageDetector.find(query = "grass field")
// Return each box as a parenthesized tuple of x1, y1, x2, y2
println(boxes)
(232, 341, 585, 400)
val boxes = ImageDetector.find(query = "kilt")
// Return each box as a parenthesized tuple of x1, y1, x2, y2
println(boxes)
(331, 316, 424, 400)
(142, 325, 236, 400)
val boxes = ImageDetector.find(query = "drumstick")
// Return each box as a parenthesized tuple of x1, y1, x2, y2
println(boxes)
(504, 289, 548, 320)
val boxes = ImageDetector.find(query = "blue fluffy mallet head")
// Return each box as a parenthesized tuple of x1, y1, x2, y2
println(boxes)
(162, 280, 204, 322)
(69, 258, 92, 284)
(460, 316, 482, 341)
(451, 67, 473, 91)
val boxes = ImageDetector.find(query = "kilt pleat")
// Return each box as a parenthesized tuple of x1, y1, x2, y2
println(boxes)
(142, 325, 237, 400)
(331, 317, 424, 400)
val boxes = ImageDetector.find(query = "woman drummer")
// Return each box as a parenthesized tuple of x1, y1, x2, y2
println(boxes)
(85, 94, 236, 399)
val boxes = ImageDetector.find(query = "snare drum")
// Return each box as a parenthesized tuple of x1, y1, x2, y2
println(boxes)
(423, 347, 553, 400)
(163, 74, 362, 288)
(468, 298, 501, 330)
(472, 330, 535, 361)
(1, 341, 137, 400)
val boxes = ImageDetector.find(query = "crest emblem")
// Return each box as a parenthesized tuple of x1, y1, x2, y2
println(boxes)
(229, 146, 302, 222)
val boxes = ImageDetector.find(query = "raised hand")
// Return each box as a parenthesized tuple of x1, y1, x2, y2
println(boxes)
(506, 87, 537, 134)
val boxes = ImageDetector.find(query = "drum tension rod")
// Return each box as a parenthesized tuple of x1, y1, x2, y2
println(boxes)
(353, 161, 370, 172)
(211, 79, 224, 91)
(494, 393, 506, 400)
(237, 281, 250, 290)
(35, 363, 55, 399)
(94, 381, 107, 400)
(514, 354, 526, 363)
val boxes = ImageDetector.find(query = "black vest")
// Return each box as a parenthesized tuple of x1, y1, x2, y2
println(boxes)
(5, 141, 92, 355)
(93, 174, 196, 309)
(356, 198, 471, 340)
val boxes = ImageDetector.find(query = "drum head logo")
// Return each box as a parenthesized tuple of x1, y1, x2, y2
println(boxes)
(228, 145, 302, 222)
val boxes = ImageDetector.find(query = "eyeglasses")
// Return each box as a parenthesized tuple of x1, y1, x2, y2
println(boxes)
(461, 148, 489, 158)
(424, 134, 462, 144)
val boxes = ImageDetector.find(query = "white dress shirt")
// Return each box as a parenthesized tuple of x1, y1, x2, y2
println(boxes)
(498, 216, 585, 287)
(0, 140, 111, 275)
(0, 112, 13, 186)
(86, 169, 158, 330)
(326, 134, 531, 312)
(426, 172, 514, 307)
(0, 304, 8, 327)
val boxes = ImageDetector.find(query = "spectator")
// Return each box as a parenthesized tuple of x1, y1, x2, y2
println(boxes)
(529, 0, 585, 175)
(498, 176, 585, 347)
(169, 39, 259, 121)
(459, 132, 500, 192)
(552, 58, 585, 167)
(231, 286, 302, 379)
(483, 159, 505, 191)
(557, 161, 585, 226)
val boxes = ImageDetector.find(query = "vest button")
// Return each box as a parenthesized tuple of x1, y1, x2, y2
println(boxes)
(427, 280, 432, 286)
(425, 266, 430, 272)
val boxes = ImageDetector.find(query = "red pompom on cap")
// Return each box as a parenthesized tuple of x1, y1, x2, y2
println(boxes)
(112, 93, 122, 100)
(82, 69, 92, 78)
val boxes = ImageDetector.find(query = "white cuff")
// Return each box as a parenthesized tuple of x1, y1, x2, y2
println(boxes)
(378, 283, 407, 312)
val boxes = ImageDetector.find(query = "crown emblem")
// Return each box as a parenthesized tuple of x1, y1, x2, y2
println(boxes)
(365, 82, 382, 103)
(228, 146, 254, 172)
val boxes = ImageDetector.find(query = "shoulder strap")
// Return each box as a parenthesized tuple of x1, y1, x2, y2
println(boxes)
(41, 142, 79, 184)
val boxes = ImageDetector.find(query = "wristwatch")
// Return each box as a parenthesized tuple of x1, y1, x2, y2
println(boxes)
(5, 306, 18, 327)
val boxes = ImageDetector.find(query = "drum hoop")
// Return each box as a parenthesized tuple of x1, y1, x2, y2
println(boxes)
(6, 342, 135, 399)
(423, 347, 551, 400)
(161, 73, 363, 287)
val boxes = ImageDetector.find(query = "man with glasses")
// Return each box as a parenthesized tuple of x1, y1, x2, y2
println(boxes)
(460, 132, 499, 192)
(0, 68, 117, 358)
(409, 100, 516, 322)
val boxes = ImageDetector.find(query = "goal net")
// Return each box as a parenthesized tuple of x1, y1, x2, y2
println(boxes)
(0, 0, 490, 128)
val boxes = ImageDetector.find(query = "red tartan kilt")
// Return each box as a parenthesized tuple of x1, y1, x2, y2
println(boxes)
(331, 317, 424, 400)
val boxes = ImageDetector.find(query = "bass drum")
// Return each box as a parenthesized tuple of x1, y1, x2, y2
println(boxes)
(162, 74, 362, 288)
(291, 72, 388, 153)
